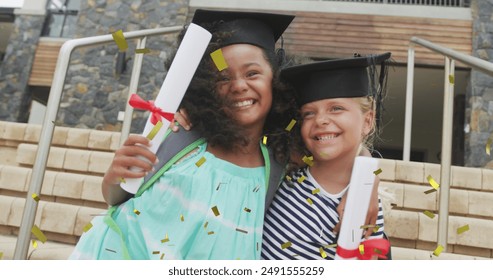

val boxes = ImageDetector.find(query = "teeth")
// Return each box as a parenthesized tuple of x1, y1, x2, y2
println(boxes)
(233, 100, 254, 107)
(316, 134, 337, 141)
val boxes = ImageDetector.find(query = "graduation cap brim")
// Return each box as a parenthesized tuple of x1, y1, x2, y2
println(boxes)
(191, 9, 294, 51)
(281, 52, 391, 106)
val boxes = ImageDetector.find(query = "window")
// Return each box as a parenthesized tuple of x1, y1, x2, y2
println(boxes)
(41, 0, 80, 38)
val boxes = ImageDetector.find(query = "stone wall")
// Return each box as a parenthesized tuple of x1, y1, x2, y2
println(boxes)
(466, 0, 493, 167)
(57, 0, 189, 132)
(0, 15, 44, 123)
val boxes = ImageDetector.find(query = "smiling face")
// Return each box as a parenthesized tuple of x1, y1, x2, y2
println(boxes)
(215, 44, 273, 133)
(300, 97, 374, 162)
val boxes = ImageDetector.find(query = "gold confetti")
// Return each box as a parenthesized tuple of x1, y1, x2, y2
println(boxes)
(31, 225, 47, 243)
(449, 74, 454, 84)
(83, 222, 93, 232)
(180, 214, 184, 222)
(236, 228, 248, 234)
(373, 225, 381, 233)
(105, 248, 117, 253)
(285, 175, 292, 181)
(31, 193, 40, 202)
(112, 29, 128, 52)
(135, 48, 151, 54)
(423, 210, 435, 219)
(195, 157, 206, 167)
(203, 222, 208, 229)
(211, 206, 220, 217)
(360, 224, 377, 229)
(424, 188, 437, 194)
(427, 175, 440, 190)
(152, 251, 160, 255)
(373, 168, 382, 175)
(487, 138, 492, 156)
(281, 242, 292, 249)
(207, 231, 215, 235)
(0, 252, 3, 259)
(359, 244, 365, 255)
(302, 155, 314, 167)
(244, 207, 251, 213)
(306, 198, 313, 205)
(160, 253, 165, 260)
(146, 121, 163, 140)
(210, 49, 228, 71)
(312, 188, 320, 195)
(297, 175, 306, 183)
(285, 119, 297, 132)
(32, 240, 38, 249)
(252, 185, 260, 192)
(133, 209, 141, 215)
(161, 233, 169, 243)
(262, 136, 268, 145)
(319, 247, 327, 258)
(457, 224, 470, 235)
(120, 177, 126, 183)
(433, 245, 444, 257)
(323, 244, 337, 249)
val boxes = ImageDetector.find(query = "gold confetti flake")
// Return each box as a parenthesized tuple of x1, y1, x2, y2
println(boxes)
(105, 248, 117, 253)
(359, 244, 365, 255)
(433, 245, 444, 257)
(160, 253, 165, 260)
(423, 210, 435, 219)
(133, 209, 141, 215)
(373, 225, 381, 233)
(236, 228, 248, 234)
(312, 188, 320, 195)
(112, 29, 128, 52)
(457, 224, 470, 235)
(424, 188, 437, 194)
(306, 198, 313, 205)
(120, 177, 126, 183)
(83, 222, 93, 232)
(180, 214, 184, 222)
(487, 138, 492, 156)
(195, 157, 206, 167)
(161, 233, 169, 243)
(244, 207, 251, 213)
(262, 136, 268, 145)
(285, 119, 297, 132)
(135, 48, 151, 54)
(448, 74, 455, 84)
(203, 222, 208, 229)
(281, 242, 292, 249)
(426, 175, 440, 190)
(360, 224, 377, 229)
(31, 225, 47, 243)
(146, 121, 163, 140)
(323, 244, 337, 249)
(210, 49, 228, 71)
(319, 247, 327, 258)
(152, 251, 160, 255)
(0, 252, 3, 259)
(32, 240, 38, 249)
(252, 185, 260, 192)
(211, 206, 220, 217)
(207, 231, 215, 235)
(302, 155, 314, 167)
(285, 175, 292, 181)
(31, 193, 40, 202)
(297, 175, 306, 183)
(373, 168, 382, 175)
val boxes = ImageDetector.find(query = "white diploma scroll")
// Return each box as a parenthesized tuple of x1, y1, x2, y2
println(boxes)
(335, 156, 378, 260)
(120, 23, 212, 194)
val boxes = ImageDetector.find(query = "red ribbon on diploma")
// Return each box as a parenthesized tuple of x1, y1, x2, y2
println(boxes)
(128, 94, 174, 125)
(336, 238, 390, 260)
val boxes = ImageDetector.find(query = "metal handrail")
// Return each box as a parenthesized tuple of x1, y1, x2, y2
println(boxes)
(13, 26, 183, 260)
(403, 36, 493, 252)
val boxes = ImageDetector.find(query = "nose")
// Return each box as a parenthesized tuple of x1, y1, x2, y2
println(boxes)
(315, 113, 331, 126)
(230, 78, 248, 94)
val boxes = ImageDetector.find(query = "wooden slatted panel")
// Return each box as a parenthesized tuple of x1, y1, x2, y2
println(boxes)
(187, 8, 472, 66)
(283, 11, 472, 66)
(28, 40, 65, 87)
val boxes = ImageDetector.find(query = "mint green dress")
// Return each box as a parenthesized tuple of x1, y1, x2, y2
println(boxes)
(69, 143, 267, 260)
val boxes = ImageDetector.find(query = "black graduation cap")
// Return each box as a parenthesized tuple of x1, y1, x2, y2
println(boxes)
(281, 52, 391, 106)
(191, 9, 294, 52)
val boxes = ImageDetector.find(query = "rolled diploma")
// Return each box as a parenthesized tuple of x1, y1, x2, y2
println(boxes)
(120, 23, 212, 194)
(335, 156, 378, 260)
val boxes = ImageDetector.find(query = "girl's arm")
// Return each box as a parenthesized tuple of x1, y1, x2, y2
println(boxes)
(102, 135, 158, 206)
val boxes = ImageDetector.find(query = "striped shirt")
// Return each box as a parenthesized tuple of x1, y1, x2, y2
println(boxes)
(261, 167, 384, 260)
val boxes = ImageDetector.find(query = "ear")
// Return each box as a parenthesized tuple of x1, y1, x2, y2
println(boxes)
(362, 110, 375, 137)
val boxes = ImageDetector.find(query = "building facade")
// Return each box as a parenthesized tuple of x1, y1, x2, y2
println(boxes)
(0, 0, 492, 168)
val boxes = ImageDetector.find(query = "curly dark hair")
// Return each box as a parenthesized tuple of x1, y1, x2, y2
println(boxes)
(165, 23, 299, 165)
